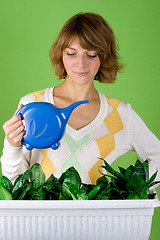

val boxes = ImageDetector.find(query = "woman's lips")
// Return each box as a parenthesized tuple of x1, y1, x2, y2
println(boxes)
(73, 71, 88, 76)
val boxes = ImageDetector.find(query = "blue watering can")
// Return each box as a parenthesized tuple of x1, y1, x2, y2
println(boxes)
(16, 100, 89, 150)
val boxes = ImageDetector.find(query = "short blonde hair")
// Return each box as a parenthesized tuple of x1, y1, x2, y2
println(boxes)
(49, 12, 124, 83)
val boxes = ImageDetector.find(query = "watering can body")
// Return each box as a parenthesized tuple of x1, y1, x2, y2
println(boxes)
(16, 100, 89, 150)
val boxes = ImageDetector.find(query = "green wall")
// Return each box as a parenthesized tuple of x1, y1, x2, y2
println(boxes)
(0, 0, 160, 239)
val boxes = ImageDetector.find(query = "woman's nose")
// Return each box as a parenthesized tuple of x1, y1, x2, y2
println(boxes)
(76, 55, 87, 67)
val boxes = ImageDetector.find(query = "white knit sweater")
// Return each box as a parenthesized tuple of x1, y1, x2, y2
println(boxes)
(1, 87, 160, 187)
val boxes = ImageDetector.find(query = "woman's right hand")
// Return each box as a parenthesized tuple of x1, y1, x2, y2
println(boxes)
(3, 104, 25, 148)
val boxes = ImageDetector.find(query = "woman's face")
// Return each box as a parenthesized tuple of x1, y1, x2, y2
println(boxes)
(62, 38, 100, 86)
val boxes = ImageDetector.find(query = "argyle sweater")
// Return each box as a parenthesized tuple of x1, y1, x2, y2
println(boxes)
(1, 87, 160, 185)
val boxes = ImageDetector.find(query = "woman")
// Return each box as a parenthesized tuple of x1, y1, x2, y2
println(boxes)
(1, 13, 160, 187)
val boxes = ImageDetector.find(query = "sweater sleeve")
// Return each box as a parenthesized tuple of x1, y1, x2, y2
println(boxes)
(129, 105, 160, 188)
(0, 89, 49, 183)
(0, 94, 34, 183)
(1, 138, 30, 183)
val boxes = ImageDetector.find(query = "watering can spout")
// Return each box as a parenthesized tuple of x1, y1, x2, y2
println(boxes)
(60, 100, 89, 123)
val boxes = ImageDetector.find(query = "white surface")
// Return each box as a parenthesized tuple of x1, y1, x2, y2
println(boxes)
(0, 199, 159, 240)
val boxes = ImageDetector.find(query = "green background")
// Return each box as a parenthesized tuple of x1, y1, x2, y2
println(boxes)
(0, 0, 160, 239)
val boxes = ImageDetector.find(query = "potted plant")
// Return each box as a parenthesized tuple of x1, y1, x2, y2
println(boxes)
(0, 158, 160, 240)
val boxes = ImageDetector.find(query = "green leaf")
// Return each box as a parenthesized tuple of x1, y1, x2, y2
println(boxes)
(88, 184, 102, 200)
(1, 176, 13, 193)
(109, 180, 128, 199)
(108, 188, 124, 200)
(126, 172, 146, 192)
(59, 193, 71, 200)
(59, 167, 81, 190)
(45, 175, 61, 193)
(45, 174, 55, 183)
(118, 167, 126, 175)
(44, 182, 60, 192)
(29, 163, 45, 190)
(46, 174, 59, 185)
(27, 189, 43, 200)
(61, 182, 77, 200)
(101, 172, 118, 181)
(95, 185, 110, 200)
(147, 170, 158, 186)
(95, 194, 109, 200)
(100, 159, 125, 181)
(143, 159, 149, 182)
(134, 158, 145, 180)
(13, 174, 22, 186)
(110, 177, 127, 192)
(96, 176, 108, 188)
(46, 190, 60, 200)
(43, 182, 55, 191)
(42, 182, 60, 200)
(12, 169, 30, 195)
(82, 183, 95, 193)
(17, 182, 32, 200)
(76, 188, 88, 200)
(0, 163, 2, 179)
(148, 181, 160, 189)
(13, 184, 28, 200)
(127, 192, 140, 199)
(0, 179, 13, 200)
(37, 186, 46, 200)
(137, 185, 148, 199)
(124, 165, 134, 181)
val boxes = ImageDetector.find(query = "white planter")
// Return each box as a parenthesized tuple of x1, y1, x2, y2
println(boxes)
(0, 199, 159, 240)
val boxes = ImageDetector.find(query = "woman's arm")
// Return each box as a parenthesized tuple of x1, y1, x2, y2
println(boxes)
(1, 104, 29, 183)
(1, 138, 30, 183)
(129, 106, 160, 188)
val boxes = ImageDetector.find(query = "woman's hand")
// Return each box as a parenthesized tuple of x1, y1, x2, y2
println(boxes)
(3, 104, 25, 148)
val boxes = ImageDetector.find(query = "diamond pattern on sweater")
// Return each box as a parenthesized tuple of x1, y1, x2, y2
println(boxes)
(89, 97, 124, 184)
(61, 133, 90, 175)
(32, 89, 45, 102)
(40, 149, 56, 180)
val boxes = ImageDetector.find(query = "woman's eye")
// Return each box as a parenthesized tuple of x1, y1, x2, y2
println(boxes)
(67, 53, 75, 56)
(88, 55, 98, 58)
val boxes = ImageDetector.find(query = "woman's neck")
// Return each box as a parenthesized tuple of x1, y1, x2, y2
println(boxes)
(54, 79, 98, 102)
(53, 78, 101, 130)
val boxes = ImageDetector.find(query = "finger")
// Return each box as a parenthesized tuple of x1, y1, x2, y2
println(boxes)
(7, 124, 25, 141)
(14, 130, 26, 143)
(6, 125, 25, 148)
(3, 115, 23, 130)
(14, 130, 26, 146)
(14, 104, 24, 116)
(6, 119, 24, 134)
(8, 129, 26, 148)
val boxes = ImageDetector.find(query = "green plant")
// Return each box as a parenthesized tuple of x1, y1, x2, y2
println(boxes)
(100, 158, 160, 199)
(0, 178, 13, 200)
(0, 158, 159, 200)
